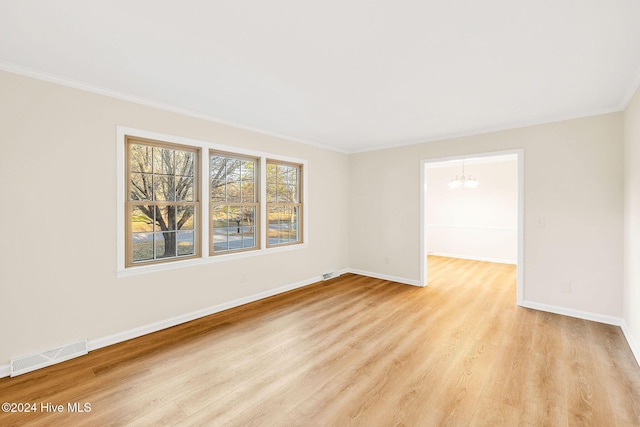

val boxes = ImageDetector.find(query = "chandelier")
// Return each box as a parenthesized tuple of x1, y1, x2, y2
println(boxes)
(448, 161, 479, 189)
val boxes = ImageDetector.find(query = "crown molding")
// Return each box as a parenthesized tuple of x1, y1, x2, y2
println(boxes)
(0, 61, 348, 155)
(349, 106, 623, 154)
(1, 61, 633, 155)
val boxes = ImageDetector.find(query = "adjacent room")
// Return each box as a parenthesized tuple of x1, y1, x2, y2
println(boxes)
(1, 1, 640, 425)
(423, 154, 520, 285)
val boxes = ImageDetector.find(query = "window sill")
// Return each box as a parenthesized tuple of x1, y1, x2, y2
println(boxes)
(116, 242, 308, 278)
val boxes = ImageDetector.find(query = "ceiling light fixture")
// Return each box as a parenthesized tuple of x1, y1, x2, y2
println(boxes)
(448, 161, 479, 189)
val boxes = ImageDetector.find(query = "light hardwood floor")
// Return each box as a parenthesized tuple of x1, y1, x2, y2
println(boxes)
(1, 256, 639, 426)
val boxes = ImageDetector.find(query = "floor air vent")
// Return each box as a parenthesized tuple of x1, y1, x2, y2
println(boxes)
(11, 339, 88, 377)
(322, 272, 335, 280)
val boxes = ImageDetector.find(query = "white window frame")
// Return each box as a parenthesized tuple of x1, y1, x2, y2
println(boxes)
(116, 126, 308, 277)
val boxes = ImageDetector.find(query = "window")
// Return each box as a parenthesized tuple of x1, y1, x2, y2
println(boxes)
(210, 151, 259, 254)
(125, 137, 200, 266)
(266, 160, 303, 246)
(118, 127, 307, 274)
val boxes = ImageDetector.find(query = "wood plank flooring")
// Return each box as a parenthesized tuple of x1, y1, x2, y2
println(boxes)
(1, 256, 639, 426)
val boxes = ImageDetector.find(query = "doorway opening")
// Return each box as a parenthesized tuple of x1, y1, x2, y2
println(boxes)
(420, 150, 524, 305)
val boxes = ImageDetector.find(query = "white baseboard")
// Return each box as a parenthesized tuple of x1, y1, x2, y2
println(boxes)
(520, 300, 623, 326)
(88, 273, 330, 352)
(517, 301, 640, 367)
(428, 251, 517, 265)
(621, 321, 640, 368)
(347, 269, 423, 287)
(0, 272, 333, 379)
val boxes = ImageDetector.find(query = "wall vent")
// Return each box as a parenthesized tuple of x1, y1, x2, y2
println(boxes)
(322, 272, 334, 280)
(10, 339, 88, 377)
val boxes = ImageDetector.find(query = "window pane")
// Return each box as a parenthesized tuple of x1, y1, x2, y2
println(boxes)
(212, 206, 230, 252)
(211, 155, 226, 202)
(240, 207, 257, 249)
(241, 160, 254, 181)
(227, 182, 241, 203)
(175, 150, 194, 177)
(268, 206, 297, 245)
(280, 184, 297, 203)
(268, 206, 281, 245)
(154, 175, 176, 201)
(175, 177, 194, 202)
(266, 163, 277, 184)
(242, 182, 254, 202)
(132, 206, 154, 232)
(154, 147, 175, 174)
(266, 183, 277, 203)
(227, 159, 241, 182)
(177, 230, 195, 256)
(177, 206, 195, 230)
(155, 231, 177, 258)
(211, 156, 226, 190)
(131, 204, 197, 262)
(266, 162, 300, 204)
(132, 232, 153, 262)
(130, 144, 153, 173)
(212, 205, 229, 229)
(277, 164, 297, 187)
(212, 205, 257, 253)
(130, 173, 153, 201)
(211, 184, 225, 202)
(226, 206, 242, 250)
(155, 206, 177, 231)
(283, 206, 299, 241)
(275, 165, 285, 185)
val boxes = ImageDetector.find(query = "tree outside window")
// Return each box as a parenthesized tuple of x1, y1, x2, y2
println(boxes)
(266, 161, 302, 246)
(210, 152, 259, 254)
(126, 138, 200, 266)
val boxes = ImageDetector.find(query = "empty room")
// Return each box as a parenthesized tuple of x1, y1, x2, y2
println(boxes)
(2, 1, 640, 425)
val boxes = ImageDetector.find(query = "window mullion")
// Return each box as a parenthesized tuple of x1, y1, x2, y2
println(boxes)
(260, 157, 267, 250)
(201, 146, 209, 260)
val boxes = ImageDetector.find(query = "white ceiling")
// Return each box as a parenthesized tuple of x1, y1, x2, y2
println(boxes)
(2, 1, 640, 153)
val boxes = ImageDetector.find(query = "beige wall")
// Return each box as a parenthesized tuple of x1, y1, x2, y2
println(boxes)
(350, 113, 623, 316)
(624, 86, 640, 358)
(0, 71, 350, 367)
